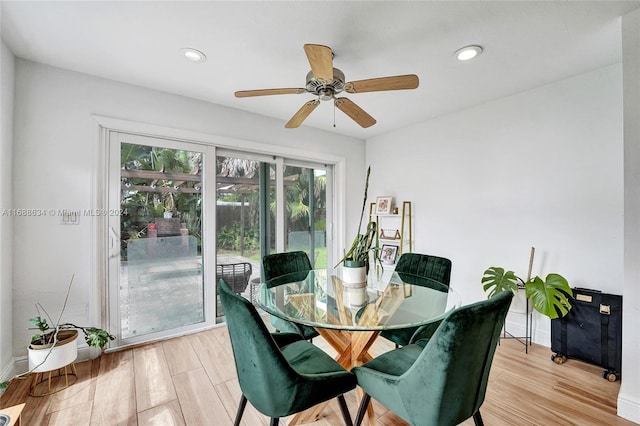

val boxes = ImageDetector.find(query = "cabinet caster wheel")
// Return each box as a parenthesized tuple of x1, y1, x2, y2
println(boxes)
(603, 371, 618, 382)
(551, 354, 567, 364)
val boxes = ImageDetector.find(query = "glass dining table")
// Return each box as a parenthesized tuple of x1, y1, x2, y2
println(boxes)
(257, 267, 461, 425)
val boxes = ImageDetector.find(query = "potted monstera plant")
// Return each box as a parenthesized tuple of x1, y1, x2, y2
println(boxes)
(481, 266, 572, 319)
(336, 166, 380, 284)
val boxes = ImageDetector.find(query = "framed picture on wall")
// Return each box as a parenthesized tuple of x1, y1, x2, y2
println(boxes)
(375, 196, 393, 215)
(380, 244, 398, 265)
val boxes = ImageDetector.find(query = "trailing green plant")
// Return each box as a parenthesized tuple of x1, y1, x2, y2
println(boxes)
(29, 315, 114, 350)
(28, 275, 115, 351)
(0, 275, 116, 392)
(335, 166, 380, 271)
(481, 266, 572, 319)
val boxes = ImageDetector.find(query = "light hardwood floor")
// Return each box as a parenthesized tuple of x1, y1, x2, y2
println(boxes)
(1, 322, 635, 426)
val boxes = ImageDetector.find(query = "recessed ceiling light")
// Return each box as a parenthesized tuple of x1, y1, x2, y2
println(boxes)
(180, 48, 207, 63)
(454, 45, 483, 61)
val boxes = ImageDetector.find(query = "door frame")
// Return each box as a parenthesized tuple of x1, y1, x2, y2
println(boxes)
(95, 115, 346, 349)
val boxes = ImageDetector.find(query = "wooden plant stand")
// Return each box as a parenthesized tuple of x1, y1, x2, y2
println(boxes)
(29, 362, 78, 397)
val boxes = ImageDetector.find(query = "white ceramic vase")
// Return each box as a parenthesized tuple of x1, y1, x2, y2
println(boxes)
(342, 260, 366, 285)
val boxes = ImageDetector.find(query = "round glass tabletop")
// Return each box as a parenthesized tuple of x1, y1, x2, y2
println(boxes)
(257, 268, 461, 331)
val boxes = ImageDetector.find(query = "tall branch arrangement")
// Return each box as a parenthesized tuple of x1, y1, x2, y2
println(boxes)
(336, 166, 379, 269)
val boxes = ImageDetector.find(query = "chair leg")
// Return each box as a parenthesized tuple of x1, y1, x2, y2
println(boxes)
(473, 411, 485, 426)
(354, 393, 371, 426)
(270, 418, 279, 426)
(233, 395, 248, 426)
(336, 394, 353, 426)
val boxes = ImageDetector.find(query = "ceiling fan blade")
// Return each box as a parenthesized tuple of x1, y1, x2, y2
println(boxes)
(285, 100, 320, 128)
(345, 74, 419, 93)
(304, 44, 333, 81)
(235, 88, 306, 98)
(334, 98, 376, 128)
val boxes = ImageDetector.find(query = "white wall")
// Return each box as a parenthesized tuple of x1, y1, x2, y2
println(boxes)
(620, 8, 640, 424)
(366, 64, 623, 344)
(9, 59, 365, 362)
(0, 40, 15, 382)
(366, 62, 640, 421)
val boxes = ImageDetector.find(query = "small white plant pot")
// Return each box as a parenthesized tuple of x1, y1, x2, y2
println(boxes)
(342, 261, 366, 285)
(28, 330, 78, 373)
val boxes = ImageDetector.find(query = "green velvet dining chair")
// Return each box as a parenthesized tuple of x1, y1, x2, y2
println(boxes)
(352, 290, 513, 426)
(380, 253, 452, 347)
(262, 251, 320, 341)
(218, 279, 357, 426)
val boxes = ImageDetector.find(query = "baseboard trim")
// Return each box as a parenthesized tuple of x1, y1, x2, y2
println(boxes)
(503, 317, 551, 348)
(1, 358, 16, 383)
(4, 355, 26, 383)
(0, 357, 20, 397)
(617, 392, 640, 423)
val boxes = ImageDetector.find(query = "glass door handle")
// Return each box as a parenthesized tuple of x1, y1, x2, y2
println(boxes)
(109, 226, 120, 259)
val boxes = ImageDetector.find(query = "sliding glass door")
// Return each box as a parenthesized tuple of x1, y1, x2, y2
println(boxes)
(215, 153, 275, 314)
(283, 164, 330, 268)
(106, 133, 332, 346)
(107, 133, 216, 346)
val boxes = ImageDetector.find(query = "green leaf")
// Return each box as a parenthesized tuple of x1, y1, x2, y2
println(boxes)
(335, 221, 378, 267)
(29, 316, 49, 333)
(82, 327, 115, 349)
(525, 273, 572, 319)
(481, 266, 520, 298)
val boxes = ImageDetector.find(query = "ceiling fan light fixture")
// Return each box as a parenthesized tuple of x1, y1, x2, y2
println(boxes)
(180, 48, 207, 63)
(454, 45, 483, 61)
(318, 88, 334, 101)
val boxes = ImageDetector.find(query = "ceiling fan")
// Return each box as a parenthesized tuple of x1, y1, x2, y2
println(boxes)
(234, 44, 419, 129)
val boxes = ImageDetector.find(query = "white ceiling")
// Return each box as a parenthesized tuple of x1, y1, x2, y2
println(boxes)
(2, 1, 639, 139)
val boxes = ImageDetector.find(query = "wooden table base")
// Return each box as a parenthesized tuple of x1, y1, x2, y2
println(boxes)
(287, 328, 379, 425)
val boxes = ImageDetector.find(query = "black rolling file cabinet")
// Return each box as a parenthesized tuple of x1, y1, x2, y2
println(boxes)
(551, 287, 622, 381)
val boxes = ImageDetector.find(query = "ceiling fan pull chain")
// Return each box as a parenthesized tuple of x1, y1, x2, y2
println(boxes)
(333, 101, 336, 127)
